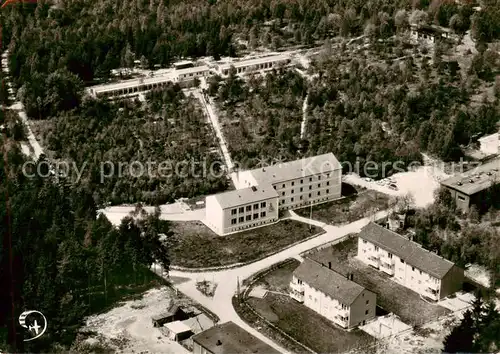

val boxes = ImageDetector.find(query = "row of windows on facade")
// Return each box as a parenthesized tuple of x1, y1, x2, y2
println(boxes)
(230, 218, 277, 231)
(301, 281, 371, 308)
(280, 186, 331, 196)
(231, 211, 267, 224)
(231, 202, 267, 215)
(307, 293, 371, 317)
(279, 190, 332, 204)
(362, 240, 438, 282)
(274, 175, 332, 190)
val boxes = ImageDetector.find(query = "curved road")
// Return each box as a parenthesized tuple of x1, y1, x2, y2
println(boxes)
(164, 210, 388, 353)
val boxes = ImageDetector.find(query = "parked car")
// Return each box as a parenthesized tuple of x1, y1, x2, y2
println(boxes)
(388, 184, 398, 190)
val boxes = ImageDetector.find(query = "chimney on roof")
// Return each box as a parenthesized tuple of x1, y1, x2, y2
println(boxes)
(216, 340, 222, 346)
(328, 262, 331, 269)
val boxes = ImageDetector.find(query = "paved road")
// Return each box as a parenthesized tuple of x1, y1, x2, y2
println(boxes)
(190, 88, 237, 186)
(166, 210, 388, 353)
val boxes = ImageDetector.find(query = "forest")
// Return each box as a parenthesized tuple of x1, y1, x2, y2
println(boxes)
(39, 83, 228, 206)
(2, 0, 498, 120)
(1, 114, 172, 351)
(209, 67, 307, 169)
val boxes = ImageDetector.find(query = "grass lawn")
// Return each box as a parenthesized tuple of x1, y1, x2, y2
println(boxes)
(307, 238, 452, 326)
(169, 220, 323, 268)
(248, 293, 375, 353)
(294, 190, 390, 225)
(254, 259, 301, 293)
(236, 259, 375, 353)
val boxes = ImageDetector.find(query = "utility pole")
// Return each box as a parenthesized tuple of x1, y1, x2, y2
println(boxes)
(309, 200, 313, 232)
(236, 276, 240, 302)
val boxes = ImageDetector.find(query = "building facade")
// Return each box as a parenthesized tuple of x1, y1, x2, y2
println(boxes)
(236, 153, 342, 211)
(217, 55, 291, 76)
(173, 66, 210, 83)
(357, 222, 464, 301)
(204, 185, 279, 236)
(440, 158, 500, 213)
(290, 259, 377, 329)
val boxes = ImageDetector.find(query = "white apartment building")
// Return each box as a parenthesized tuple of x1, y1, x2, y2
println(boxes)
(216, 54, 291, 76)
(290, 259, 377, 329)
(204, 185, 279, 235)
(357, 222, 464, 301)
(236, 153, 342, 211)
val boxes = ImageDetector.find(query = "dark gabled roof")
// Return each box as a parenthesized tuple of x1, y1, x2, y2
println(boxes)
(358, 222, 456, 278)
(192, 321, 281, 354)
(293, 259, 366, 305)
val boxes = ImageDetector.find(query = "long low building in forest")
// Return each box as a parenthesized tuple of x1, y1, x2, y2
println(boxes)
(216, 54, 291, 76)
(88, 66, 210, 99)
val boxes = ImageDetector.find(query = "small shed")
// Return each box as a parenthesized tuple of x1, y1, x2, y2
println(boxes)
(152, 305, 191, 327)
(164, 321, 193, 342)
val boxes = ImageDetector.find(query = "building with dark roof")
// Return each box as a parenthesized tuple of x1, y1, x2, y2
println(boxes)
(236, 153, 343, 211)
(440, 158, 500, 212)
(357, 222, 463, 301)
(192, 321, 281, 354)
(204, 153, 342, 236)
(204, 184, 279, 236)
(409, 23, 457, 45)
(290, 258, 377, 328)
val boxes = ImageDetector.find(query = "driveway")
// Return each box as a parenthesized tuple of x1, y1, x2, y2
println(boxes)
(165, 210, 388, 353)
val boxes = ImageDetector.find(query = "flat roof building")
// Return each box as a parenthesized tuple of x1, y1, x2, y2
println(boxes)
(358, 222, 463, 300)
(88, 74, 175, 99)
(217, 54, 291, 76)
(192, 321, 281, 354)
(164, 321, 193, 342)
(440, 158, 500, 212)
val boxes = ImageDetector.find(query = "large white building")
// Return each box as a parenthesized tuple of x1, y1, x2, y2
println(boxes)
(204, 185, 279, 235)
(290, 259, 377, 329)
(216, 54, 291, 76)
(357, 222, 464, 301)
(235, 153, 342, 211)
